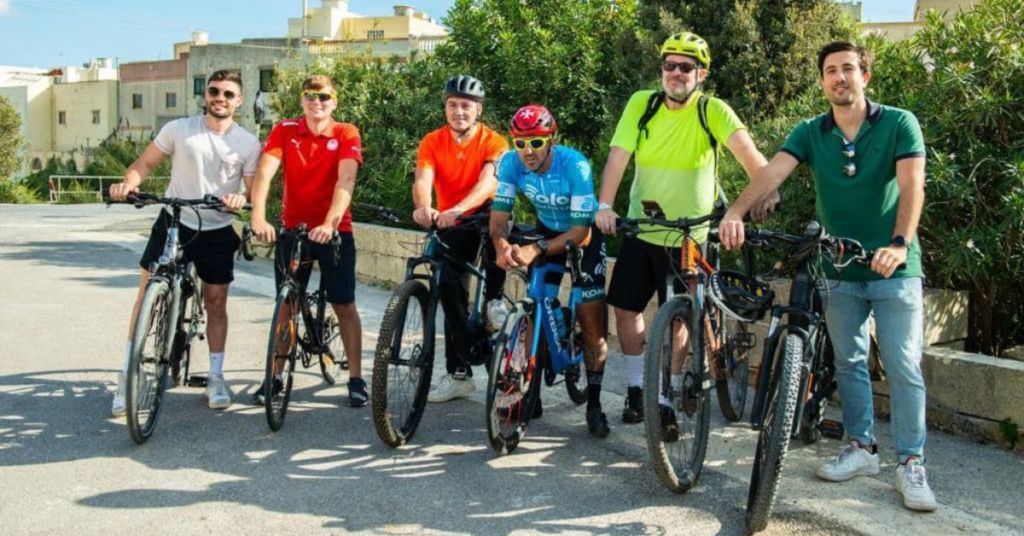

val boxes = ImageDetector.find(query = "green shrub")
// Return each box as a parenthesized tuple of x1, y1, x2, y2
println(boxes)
(0, 180, 42, 204)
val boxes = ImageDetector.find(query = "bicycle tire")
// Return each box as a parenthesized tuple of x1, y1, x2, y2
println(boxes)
(371, 280, 434, 447)
(714, 311, 750, 422)
(797, 331, 835, 445)
(746, 332, 803, 533)
(564, 361, 587, 405)
(486, 304, 543, 454)
(125, 280, 173, 445)
(319, 303, 347, 385)
(265, 287, 299, 432)
(644, 297, 710, 493)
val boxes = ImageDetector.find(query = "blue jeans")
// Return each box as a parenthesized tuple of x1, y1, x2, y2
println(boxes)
(824, 277, 926, 463)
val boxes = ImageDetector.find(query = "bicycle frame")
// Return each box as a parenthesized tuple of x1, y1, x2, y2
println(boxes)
(275, 227, 335, 357)
(147, 205, 202, 377)
(524, 260, 584, 377)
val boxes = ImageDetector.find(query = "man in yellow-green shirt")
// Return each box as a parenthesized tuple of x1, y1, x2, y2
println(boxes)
(595, 32, 776, 433)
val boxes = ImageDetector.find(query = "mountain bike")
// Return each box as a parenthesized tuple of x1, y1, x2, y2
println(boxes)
(257, 224, 354, 432)
(485, 232, 589, 454)
(616, 202, 758, 493)
(366, 205, 527, 447)
(742, 221, 892, 533)
(113, 192, 249, 444)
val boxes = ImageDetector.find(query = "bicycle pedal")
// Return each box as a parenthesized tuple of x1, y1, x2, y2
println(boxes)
(186, 375, 208, 388)
(818, 418, 845, 439)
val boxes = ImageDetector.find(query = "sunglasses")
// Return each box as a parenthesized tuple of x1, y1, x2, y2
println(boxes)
(841, 141, 857, 177)
(512, 137, 550, 151)
(302, 91, 335, 102)
(662, 61, 700, 74)
(207, 86, 237, 100)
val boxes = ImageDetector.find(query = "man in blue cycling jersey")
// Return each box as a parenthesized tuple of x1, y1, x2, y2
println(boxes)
(488, 104, 610, 438)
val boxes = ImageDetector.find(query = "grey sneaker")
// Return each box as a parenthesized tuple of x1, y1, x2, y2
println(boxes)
(427, 373, 475, 403)
(816, 441, 880, 482)
(111, 372, 127, 417)
(896, 458, 938, 512)
(206, 374, 233, 409)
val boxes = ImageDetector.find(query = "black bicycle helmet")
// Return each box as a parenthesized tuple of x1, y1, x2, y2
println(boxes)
(708, 270, 774, 323)
(443, 74, 485, 102)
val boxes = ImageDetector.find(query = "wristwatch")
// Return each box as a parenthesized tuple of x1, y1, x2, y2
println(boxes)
(598, 202, 613, 211)
(891, 235, 908, 248)
(535, 239, 550, 254)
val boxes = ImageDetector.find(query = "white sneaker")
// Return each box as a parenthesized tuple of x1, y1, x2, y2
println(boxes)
(206, 374, 233, 409)
(427, 374, 475, 403)
(896, 458, 938, 512)
(816, 441, 880, 482)
(111, 372, 127, 417)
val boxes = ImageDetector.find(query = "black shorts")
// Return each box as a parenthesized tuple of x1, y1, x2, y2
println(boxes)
(274, 232, 356, 305)
(139, 211, 240, 285)
(535, 223, 607, 303)
(606, 236, 704, 312)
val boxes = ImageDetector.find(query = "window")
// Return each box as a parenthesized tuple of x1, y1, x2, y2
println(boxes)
(366, 29, 384, 40)
(194, 76, 205, 96)
(132, 93, 143, 109)
(166, 92, 177, 108)
(58, 111, 66, 125)
(259, 69, 274, 92)
(92, 110, 100, 124)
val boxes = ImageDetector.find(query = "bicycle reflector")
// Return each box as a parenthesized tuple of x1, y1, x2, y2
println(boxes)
(708, 270, 774, 323)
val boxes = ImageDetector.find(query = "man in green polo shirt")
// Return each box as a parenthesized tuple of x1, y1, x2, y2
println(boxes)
(718, 41, 936, 512)
(595, 32, 776, 436)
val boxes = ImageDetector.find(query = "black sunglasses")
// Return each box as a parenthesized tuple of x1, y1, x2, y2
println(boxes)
(841, 141, 857, 177)
(662, 61, 700, 74)
(207, 86, 237, 100)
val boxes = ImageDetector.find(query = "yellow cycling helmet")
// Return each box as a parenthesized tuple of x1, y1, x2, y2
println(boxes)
(660, 32, 711, 68)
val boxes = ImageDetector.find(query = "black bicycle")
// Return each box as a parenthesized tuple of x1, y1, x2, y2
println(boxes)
(257, 224, 351, 432)
(113, 192, 249, 444)
(367, 206, 527, 447)
(741, 221, 888, 533)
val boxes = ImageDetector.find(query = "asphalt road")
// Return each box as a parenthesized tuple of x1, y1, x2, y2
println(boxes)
(1, 204, 1022, 535)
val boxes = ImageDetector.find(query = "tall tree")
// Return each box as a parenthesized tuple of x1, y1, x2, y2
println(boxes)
(0, 95, 25, 180)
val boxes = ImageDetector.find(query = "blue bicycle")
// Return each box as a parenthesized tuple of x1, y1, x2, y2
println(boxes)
(485, 235, 588, 454)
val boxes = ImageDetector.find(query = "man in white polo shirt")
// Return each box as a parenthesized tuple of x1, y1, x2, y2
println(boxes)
(108, 69, 261, 414)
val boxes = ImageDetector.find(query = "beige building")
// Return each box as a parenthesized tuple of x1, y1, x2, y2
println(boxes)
(119, 58, 188, 139)
(0, 67, 55, 174)
(290, 2, 448, 58)
(862, 0, 982, 40)
(51, 59, 119, 153)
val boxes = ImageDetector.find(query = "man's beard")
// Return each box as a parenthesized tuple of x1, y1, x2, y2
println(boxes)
(207, 104, 231, 119)
(827, 86, 855, 106)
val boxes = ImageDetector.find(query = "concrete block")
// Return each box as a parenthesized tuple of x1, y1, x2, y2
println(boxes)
(921, 346, 1024, 427)
(1004, 346, 1024, 362)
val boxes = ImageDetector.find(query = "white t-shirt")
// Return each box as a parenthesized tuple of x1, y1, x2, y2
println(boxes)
(154, 116, 261, 230)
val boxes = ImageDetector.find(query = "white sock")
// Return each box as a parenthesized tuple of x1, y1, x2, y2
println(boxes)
(121, 340, 132, 373)
(209, 352, 225, 377)
(625, 353, 644, 388)
(671, 374, 684, 392)
(659, 393, 671, 406)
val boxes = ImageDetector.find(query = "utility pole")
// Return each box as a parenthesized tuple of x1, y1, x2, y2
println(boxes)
(302, 0, 308, 42)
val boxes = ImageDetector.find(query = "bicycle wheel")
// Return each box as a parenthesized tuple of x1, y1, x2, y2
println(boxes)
(265, 286, 299, 432)
(125, 280, 174, 445)
(713, 309, 751, 422)
(503, 268, 529, 303)
(644, 297, 710, 493)
(564, 360, 587, 405)
(798, 331, 835, 445)
(319, 302, 347, 385)
(746, 332, 803, 533)
(486, 304, 543, 454)
(371, 280, 434, 447)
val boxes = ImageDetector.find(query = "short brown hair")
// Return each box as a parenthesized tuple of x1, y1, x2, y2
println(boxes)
(302, 74, 336, 93)
(207, 69, 243, 90)
(817, 41, 873, 76)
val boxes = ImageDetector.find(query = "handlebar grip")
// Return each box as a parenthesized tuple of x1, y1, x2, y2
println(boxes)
(239, 224, 255, 261)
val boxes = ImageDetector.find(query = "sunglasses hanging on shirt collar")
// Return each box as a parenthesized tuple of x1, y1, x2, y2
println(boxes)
(841, 139, 857, 177)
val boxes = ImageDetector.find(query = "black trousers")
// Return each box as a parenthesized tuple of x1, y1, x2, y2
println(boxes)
(437, 227, 506, 377)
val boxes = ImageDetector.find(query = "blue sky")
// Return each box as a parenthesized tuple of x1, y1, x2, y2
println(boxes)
(0, 0, 918, 69)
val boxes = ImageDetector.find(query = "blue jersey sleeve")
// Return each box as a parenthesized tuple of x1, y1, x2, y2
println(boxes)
(493, 151, 519, 214)
(567, 150, 596, 226)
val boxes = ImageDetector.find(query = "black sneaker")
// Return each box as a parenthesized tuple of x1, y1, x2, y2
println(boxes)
(251, 377, 283, 406)
(660, 404, 680, 443)
(622, 386, 643, 423)
(348, 377, 369, 408)
(586, 406, 610, 438)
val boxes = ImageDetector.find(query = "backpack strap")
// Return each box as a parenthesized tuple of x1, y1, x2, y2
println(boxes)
(635, 90, 665, 147)
(696, 94, 719, 178)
